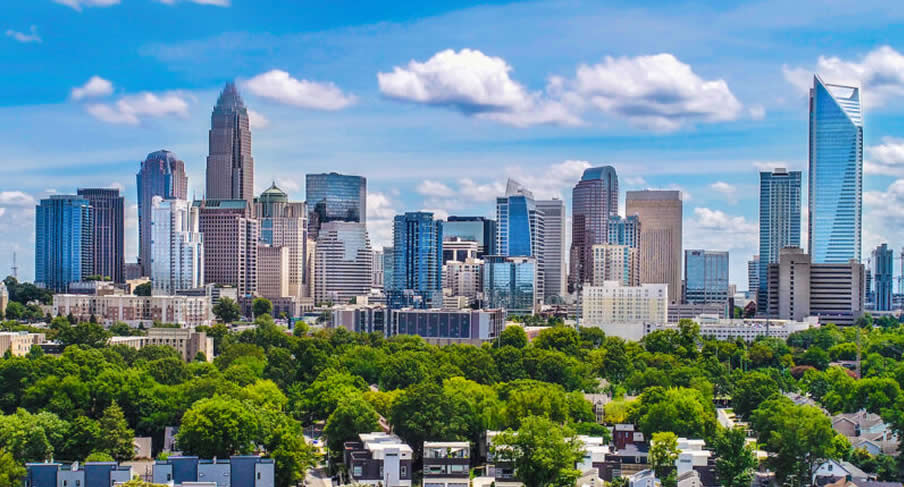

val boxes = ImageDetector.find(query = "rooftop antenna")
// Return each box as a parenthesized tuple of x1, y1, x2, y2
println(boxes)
(11, 251, 17, 279)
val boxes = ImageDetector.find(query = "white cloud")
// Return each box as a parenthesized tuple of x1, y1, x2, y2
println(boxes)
(367, 192, 397, 248)
(5, 26, 41, 44)
(506, 159, 591, 200)
(243, 69, 356, 110)
(748, 104, 766, 120)
(458, 178, 506, 203)
(710, 181, 737, 203)
(53, 0, 119, 11)
(85, 91, 190, 125)
(783, 46, 904, 108)
(752, 160, 796, 172)
(70, 76, 114, 100)
(623, 176, 647, 186)
(378, 48, 581, 127)
(247, 109, 270, 129)
(570, 53, 743, 131)
(865, 137, 904, 176)
(416, 180, 455, 198)
(275, 178, 300, 193)
(0, 191, 36, 207)
(863, 179, 904, 256)
(420, 208, 450, 221)
(685, 207, 757, 252)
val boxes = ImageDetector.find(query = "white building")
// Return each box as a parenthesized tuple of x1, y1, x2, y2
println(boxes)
(110, 327, 214, 362)
(592, 244, 639, 287)
(150, 197, 203, 295)
(53, 293, 212, 327)
(581, 281, 668, 340)
(442, 257, 483, 303)
(314, 222, 373, 305)
(646, 314, 819, 341)
(257, 244, 291, 299)
(345, 433, 413, 487)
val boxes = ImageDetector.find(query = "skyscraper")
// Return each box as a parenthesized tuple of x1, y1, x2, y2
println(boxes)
(570, 166, 618, 289)
(536, 199, 566, 301)
(495, 179, 544, 300)
(684, 249, 729, 305)
(808, 75, 863, 264)
(748, 255, 760, 296)
(255, 183, 307, 298)
(206, 82, 254, 207)
(137, 150, 187, 277)
(444, 216, 496, 257)
(872, 243, 894, 311)
(382, 247, 394, 290)
(388, 212, 443, 309)
(195, 199, 259, 296)
(591, 244, 638, 287)
(305, 172, 366, 239)
(608, 215, 640, 248)
(758, 168, 802, 311)
(314, 221, 373, 304)
(150, 197, 203, 294)
(77, 188, 124, 283)
(626, 190, 682, 303)
(483, 256, 538, 316)
(35, 195, 94, 292)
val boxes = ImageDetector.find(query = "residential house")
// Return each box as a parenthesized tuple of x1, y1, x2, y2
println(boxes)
(343, 433, 413, 487)
(152, 456, 274, 487)
(26, 462, 132, 487)
(422, 441, 470, 487)
(813, 460, 874, 486)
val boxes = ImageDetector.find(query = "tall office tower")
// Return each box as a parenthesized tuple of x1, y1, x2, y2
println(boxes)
(150, 197, 203, 295)
(872, 243, 894, 311)
(196, 200, 259, 296)
(372, 249, 385, 288)
(442, 238, 479, 264)
(442, 257, 483, 302)
(255, 183, 307, 298)
(626, 190, 683, 303)
(758, 168, 802, 312)
(388, 212, 443, 309)
(495, 179, 545, 300)
(305, 172, 366, 239)
(809, 75, 863, 264)
(570, 166, 619, 289)
(444, 216, 496, 257)
(483, 256, 538, 316)
(257, 245, 291, 299)
(137, 150, 188, 277)
(608, 215, 640, 248)
(206, 82, 254, 207)
(77, 188, 124, 283)
(314, 221, 373, 304)
(591, 244, 638, 287)
(537, 199, 566, 301)
(382, 247, 394, 290)
(35, 195, 94, 292)
(748, 256, 760, 296)
(684, 249, 729, 305)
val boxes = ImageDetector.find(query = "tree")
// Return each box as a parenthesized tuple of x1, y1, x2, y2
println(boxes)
(213, 297, 241, 324)
(0, 448, 25, 487)
(177, 396, 258, 458)
(390, 382, 471, 453)
(713, 427, 758, 487)
(58, 322, 111, 349)
(491, 416, 584, 487)
(649, 432, 679, 487)
(323, 397, 380, 454)
(3, 302, 25, 321)
(628, 387, 715, 439)
(532, 327, 581, 355)
(252, 298, 272, 318)
(731, 370, 780, 419)
(498, 325, 528, 349)
(96, 402, 135, 462)
(133, 282, 152, 296)
(85, 451, 114, 462)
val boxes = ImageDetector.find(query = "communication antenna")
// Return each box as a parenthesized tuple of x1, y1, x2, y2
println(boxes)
(10, 252, 17, 279)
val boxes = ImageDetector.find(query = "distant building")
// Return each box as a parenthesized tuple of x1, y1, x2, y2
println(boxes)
(668, 302, 727, 322)
(26, 462, 132, 487)
(372, 249, 385, 288)
(0, 281, 7, 316)
(305, 172, 366, 239)
(758, 168, 802, 311)
(154, 455, 275, 487)
(110, 327, 214, 362)
(150, 197, 203, 295)
(748, 256, 760, 301)
(483, 256, 539, 316)
(872, 243, 894, 311)
(496, 180, 545, 299)
(626, 190, 682, 303)
(581, 281, 668, 340)
(257, 245, 290, 299)
(647, 314, 819, 342)
(442, 238, 479, 264)
(344, 433, 413, 487)
(388, 212, 443, 309)
(390, 308, 504, 345)
(570, 167, 619, 289)
(78, 188, 125, 283)
(206, 83, 255, 208)
(332, 304, 388, 335)
(608, 215, 640, 248)
(195, 199, 259, 296)
(255, 183, 307, 298)
(314, 221, 373, 305)
(382, 246, 394, 290)
(0, 332, 45, 356)
(175, 283, 238, 308)
(35, 195, 94, 292)
(53, 293, 212, 327)
(683, 249, 729, 306)
(442, 257, 483, 303)
(423, 442, 470, 487)
(137, 150, 188, 277)
(591, 244, 639, 287)
(537, 198, 566, 301)
(444, 216, 496, 257)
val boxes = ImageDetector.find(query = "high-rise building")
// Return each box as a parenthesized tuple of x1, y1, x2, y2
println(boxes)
(570, 166, 618, 289)
(758, 168, 802, 311)
(496, 179, 544, 299)
(372, 249, 385, 289)
(77, 188, 124, 283)
(137, 150, 187, 277)
(684, 250, 729, 305)
(591, 244, 638, 287)
(35, 195, 94, 292)
(442, 238, 479, 264)
(314, 221, 373, 304)
(382, 246, 394, 290)
(608, 215, 640, 248)
(255, 183, 307, 298)
(626, 190, 683, 303)
(808, 75, 863, 264)
(482, 256, 538, 316)
(150, 197, 203, 295)
(872, 243, 894, 311)
(195, 200, 258, 296)
(388, 212, 443, 309)
(444, 216, 496, 257)
(257, 245, 291, 299)
(206, 82, 254, 207)
(748, 256, 760, 297)
(537, 198, 566, 302)
(442, 257, 483, 303)
(581, 281, 668, 341)
(305, 172, 366, 239)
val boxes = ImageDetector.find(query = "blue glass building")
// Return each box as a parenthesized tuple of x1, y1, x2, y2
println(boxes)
(388, 212, 443, 309)
(35, 195, 94, 292)
(684, 249, 729, 305)
(444, 216, 496, 257)
(495, 180, 544, 299)
(872, 243, 894, 311)
(608, 215, 640, 248)
(808, 75, 863, 264)
(482, 256, 537, 316)
(758, 168, 802, 311)
(305, 172, 366, 238)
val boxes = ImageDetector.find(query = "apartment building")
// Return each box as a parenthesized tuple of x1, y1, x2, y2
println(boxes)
(153, 456, 275, 487)
(344, 433, 413, 487)
(109, 327, 214, 362)
(0, 332, 45, 357)
(26, 462, 132, 487)
(423, 442, 470, 487)
(53, 294, 212, 327)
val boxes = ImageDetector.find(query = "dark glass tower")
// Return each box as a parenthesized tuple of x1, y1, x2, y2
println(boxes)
(388, 212, 443, 309)
(35, 195, 94, 292)
(136, 150, 187, 277)
(444, 216, 496, 257)
(206, 82, 254, 207)
(570, 166, 618, 289)
(305, 172, 366, 239)
(872, 243, 894, 311)
(77, 188, 124, 282)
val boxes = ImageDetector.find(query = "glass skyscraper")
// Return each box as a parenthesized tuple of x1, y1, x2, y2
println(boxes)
(808, 75, 863, 264)
(872, 243, 894, 311)
(206, 82, 254, 207)
(570, 166, 618, 289)
(495, 179, 544, 299)
(77, 188, 124, 283)
(684, 249, 729, 305)
(305, 172, 366, 239)
(482, 256, 537, 316)
(35, 195, 94, 292)
(137, 150, 187, 277)
(444, 216, 496, 257)
(388, 212, 443, 309)
(608, 215, 640, 248)
(758, 168, 801, 311)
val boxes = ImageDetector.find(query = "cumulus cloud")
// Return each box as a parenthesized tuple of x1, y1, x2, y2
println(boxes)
(570, 53, 743, 131)
(70, 76, 114, 100)
(710, 181, 738, 203)
(243, 69, 356, 110)
(506, 160, 592, 199)
(6, 26, 41, 43)
(53, 0, 119, 11)
(865, 137, 904, 176)
(85, 91, 190, 125)
(247, 109, 270, 129)
(378, 48, 581, 127)
(367, 192, 397, 248)
(416, 180, 455, 198)
(783, 46, 904, 108)
(0, 191, 36, 207)
(685, 207, 757, 252)
(458, 178, 506, 203)
(622, 176, 647, 186)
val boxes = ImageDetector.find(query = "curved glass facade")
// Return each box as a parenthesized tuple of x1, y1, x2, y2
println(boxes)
(808, 75, 862, 264)
(305, 172, 366, 238)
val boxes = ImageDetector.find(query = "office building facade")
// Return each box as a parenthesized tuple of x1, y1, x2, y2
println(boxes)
(592, 244, 639, 287)
(442, 257, 483, 303)
(444, 216, 496, 256)
(608, 215, 640, 248)
(684, 250, 729, 305)
(305, 172, 366, 239)
(206, 82, 255, 207)
(808, 75, 863, 264)
(626, 190, 683, 303)
(537, 198, 566, 301)
(314, 221, 373, 304)
(872, 243, 894, 311)
(482, 255, 538, 316)
(388, 212, 443, 308)
(196, 200, 259, 296)
(255, 183, 307, 298)
(137, 150, 188, 277)
(758, 168, 802, 310)
(77, 188, 124, 282)
(35, 195, 94, 292)
(570, 166, 619, 288)
(581, 281, 668, 341)
(748, 256, 760, 298)
(391, 308, 504, 345)
(495, 179, 545, 299)
(150, 197, 203, 295)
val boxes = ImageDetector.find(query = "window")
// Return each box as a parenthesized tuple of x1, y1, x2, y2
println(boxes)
(401, 466, 407, 476)
(167, 474, 172, 481)
(353, 466, 362, 477)
(257, 472, 261, 480)
(64, 481, 68, 487)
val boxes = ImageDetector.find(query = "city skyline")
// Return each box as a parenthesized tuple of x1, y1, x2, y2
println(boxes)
(4, 1, 904, 289)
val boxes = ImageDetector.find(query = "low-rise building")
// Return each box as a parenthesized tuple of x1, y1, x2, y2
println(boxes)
(53, 294, 212, 327)
(832, 410, 899, 456)
(0, 331, 45, 356)
(332, 304, 388, 335)
(110, 327, 213, 362)
(813, 460, 873, 486)
(667, 302, 727, 322)
(423, 441, 470, 487)
(581, 282, 668, 341)
(26, 462, 132, 487)
(153, 456, 274, 487)
(646, 314, 819, 342)
(344, 433, 413, 487)
(390, 308, 504, 345)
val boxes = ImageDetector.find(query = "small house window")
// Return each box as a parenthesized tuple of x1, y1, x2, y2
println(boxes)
(257, 472, 261, 480)
(401, 466, 407, 476)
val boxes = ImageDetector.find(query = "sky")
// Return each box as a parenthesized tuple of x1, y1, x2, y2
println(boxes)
(3, 0, 904, 290)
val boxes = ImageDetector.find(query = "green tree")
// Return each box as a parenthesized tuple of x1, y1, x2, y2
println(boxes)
(498, 325, 528, 349)
(532, 326, 581, 355)
(323, 397, 380, 454)
(491, 416, 584, 487)
(731, 370, 780, 419)
(96, 402, 135, 461)
(628, 387, 715, 439)
(84, 451, 114, 462)
(390, 382, 471, 454)
(649, 432, 679, 487)
(133, 282, 152, 296)
(0, 448, 25, 487)
(252, 298, 272, 318)
(177, 396, 258, 458)
(212, 297, 241, 324)
(3, 302, 26, 321)
(713, 427, 758, 487)
(58, 322, 111, 348)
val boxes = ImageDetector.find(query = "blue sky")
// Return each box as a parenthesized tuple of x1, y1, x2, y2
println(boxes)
(3, 0, 904, 289)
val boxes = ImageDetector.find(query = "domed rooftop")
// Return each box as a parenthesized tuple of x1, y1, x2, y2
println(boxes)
(259, 181, 288, 203)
